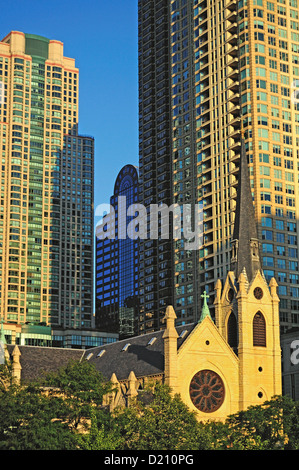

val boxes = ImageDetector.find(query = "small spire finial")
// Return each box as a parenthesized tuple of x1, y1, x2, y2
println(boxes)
(199, 291, 212, 323)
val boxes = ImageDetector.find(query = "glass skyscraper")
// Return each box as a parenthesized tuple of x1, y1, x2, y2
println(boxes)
(138, 0, 299, 334)
(0, 31, 94, 331)
(95, 165, 139, 338)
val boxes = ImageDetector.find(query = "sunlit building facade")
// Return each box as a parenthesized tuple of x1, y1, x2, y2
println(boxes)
(0, 31, 94, 330)
(138, 0, 299, 333)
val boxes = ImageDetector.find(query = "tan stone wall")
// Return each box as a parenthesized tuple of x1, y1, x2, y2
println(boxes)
(176, 317, 240, 421)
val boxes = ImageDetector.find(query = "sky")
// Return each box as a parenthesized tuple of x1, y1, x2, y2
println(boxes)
(0, 0, 139, 212)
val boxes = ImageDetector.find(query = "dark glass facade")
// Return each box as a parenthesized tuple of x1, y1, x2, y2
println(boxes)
(96, 165, 139, 338)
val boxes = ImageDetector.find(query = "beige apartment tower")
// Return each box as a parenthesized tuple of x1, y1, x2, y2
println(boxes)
(138, 0, 299, 333)
(0, 31, 94, 332)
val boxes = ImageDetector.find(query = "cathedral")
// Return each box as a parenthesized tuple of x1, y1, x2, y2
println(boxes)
(2, 142, 282, 421)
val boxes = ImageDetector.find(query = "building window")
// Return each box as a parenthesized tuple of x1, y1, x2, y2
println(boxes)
(253, 312, 266, 347)
(227, 312, 238, 351)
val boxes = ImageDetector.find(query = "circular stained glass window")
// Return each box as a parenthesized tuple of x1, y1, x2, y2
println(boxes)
(254, 287, 263, 300)
(189, 370, 225, 413)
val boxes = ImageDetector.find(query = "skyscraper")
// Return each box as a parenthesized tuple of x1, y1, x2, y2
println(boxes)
(96, 165, 139, 338)
(0, 31, 94, 331)
(59, 134, 94, 329)
(138, 0, 174, 334)
(138, 0, 299, 334)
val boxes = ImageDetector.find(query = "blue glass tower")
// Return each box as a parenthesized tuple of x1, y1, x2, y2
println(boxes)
(95, 165, 139, 338)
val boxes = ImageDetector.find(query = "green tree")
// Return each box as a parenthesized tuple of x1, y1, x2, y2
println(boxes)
(0, 362, 13, 391)
(76, 409, 121, 450)
(0, 360, 114, 450)
(0, 380, 77, 450)
(2, 359, 299, 451)
(112, 382, 211, 450)
(39, 359, 113, 432)
(208, 395, 299, 450)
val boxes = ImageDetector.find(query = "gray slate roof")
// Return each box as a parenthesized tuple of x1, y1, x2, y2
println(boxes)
(6, 344, 83, 383)
(6, 322, 197, 383)
(81, 323, 196, 381)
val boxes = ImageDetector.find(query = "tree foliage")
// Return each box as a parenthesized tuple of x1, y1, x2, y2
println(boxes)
(1, 360, 299, 450)
(0, 360, 113, 450)
(112, 382, 211, 450)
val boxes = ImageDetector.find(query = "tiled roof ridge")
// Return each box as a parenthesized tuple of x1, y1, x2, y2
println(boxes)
(85, 321, 197, 353)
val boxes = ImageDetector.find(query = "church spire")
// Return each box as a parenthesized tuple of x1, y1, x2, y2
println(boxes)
(230, 139, 261, 283)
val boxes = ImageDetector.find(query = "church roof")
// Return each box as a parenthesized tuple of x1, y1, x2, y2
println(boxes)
(5, 323, 197, 383)
(6, 344, 83, 383)
(81, 323, 195, 381)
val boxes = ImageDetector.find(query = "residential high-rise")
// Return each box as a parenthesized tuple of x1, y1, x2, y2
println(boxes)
(138, 0, 299, 334)
(0, 31, 94, 331)
(138, 0, 174, 334)
(59, 134, 94, 329)
(95, 165, 139, 338)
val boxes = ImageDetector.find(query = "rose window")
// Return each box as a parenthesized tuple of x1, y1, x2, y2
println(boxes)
(189, 370, 225, 413)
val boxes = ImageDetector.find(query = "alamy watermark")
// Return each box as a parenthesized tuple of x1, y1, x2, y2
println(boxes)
(291, 80, 299, 105)
(95, 197, 204, 251)
(291, 340, 299, 365)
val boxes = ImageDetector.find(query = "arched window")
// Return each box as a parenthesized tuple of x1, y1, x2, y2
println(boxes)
(227, 312, 238, 349)
(253, 312, 266, 347)
(227, 312, 238, 351)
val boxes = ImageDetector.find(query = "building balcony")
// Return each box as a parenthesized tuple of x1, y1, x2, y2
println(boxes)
(226, 33, 238, 47)
(225, 21, 238, 34)
(227, 79, 239, 92)
(228, 90, 240, 105)
(227, 44, 239, 58)
(226, 9, 237, 22)
(227, 102, 240, 117)
(229, 136, 241, 152)
(198, 35, 209, 47)
(227, 66, 239, 81)
(227, 126, 241, 140)
(226, 54, 238, 69)
(225, 0, 237, 11)
(197, 0, 208, 13)
(198, 12, 208, 22)
(198, 46, 209, 60)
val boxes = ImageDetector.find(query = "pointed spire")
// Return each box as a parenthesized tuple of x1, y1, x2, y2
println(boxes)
(214, 279, 222, 303)
(162, 306, 178, 340)
(230, 139, 261, 283)
(127, 371, 138, 398)
(199, 291, 212, 323)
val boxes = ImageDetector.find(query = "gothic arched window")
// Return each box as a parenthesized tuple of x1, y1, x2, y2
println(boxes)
(227, 312, 238, 351)
(253, 311, 266, 347)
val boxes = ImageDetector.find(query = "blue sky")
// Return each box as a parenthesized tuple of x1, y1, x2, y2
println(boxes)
(0, 0, 139, 210)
